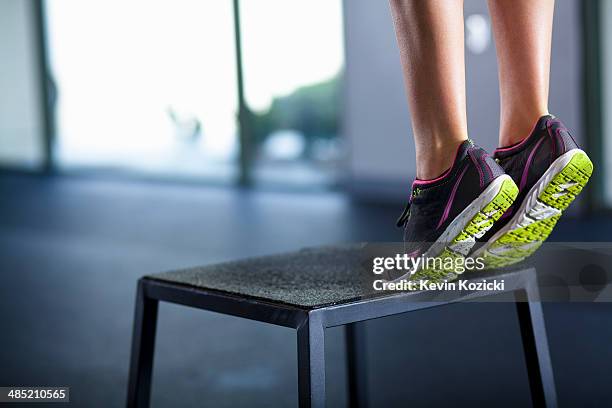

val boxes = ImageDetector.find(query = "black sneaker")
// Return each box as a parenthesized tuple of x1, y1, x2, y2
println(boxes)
(473, 115, 594, 268)
(392, 140, 518, 282)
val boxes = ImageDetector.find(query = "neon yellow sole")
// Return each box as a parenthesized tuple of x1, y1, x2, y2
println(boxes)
(411, 178, 519, 282)
(481, 151, 593, 269)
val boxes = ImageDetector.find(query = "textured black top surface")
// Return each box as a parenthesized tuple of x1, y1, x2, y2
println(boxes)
(149, 245, 530, 308)
(150, 245, 377, 308)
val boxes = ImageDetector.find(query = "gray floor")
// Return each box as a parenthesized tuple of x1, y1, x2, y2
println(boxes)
(0, 174, 610, 407)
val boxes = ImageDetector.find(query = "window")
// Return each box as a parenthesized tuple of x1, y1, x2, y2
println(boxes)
(46, 0, 239, 181)
(44, 0, 345, 186)
(240, 0, 344, 186)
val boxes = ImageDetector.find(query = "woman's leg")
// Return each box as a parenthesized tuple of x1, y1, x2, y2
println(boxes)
(389, 0, 468, 180)
(487, 0, 555, 147)
(477, 0, 596, 271)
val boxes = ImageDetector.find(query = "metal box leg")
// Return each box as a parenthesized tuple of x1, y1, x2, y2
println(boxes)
(127, 280, 159, 408)
(345, 322, 368, 408)
(297, 313, 326, 408)
(516, 287, 558, 408)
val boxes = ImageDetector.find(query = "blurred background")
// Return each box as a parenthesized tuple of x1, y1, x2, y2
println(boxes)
(0, 0, 610, 406)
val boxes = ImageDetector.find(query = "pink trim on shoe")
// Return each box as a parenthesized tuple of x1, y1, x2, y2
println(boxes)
(494, 115, 552, 154)
(412, 167, 452, 186)
(413, 140, 468, 187)
(519, 136, 546, 191)
(436, 165, 468, 230)
(468, 149, 484, 188)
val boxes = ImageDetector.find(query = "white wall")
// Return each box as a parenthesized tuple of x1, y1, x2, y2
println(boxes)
(0, 0, 45, 169)
(342, 0, 412, 198)
(343, 0, 583, 202)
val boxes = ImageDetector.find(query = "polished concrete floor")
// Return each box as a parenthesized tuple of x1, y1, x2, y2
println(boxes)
(0, 174, 610, 407)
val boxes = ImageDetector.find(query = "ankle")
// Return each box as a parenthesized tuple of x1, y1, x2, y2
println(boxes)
(415, 138, 465, 180)
(499, 109, 549, 147)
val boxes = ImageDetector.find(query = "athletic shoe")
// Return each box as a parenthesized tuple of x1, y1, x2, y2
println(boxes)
(392, 140, 518, 282)
(473, 115, 594, 268)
